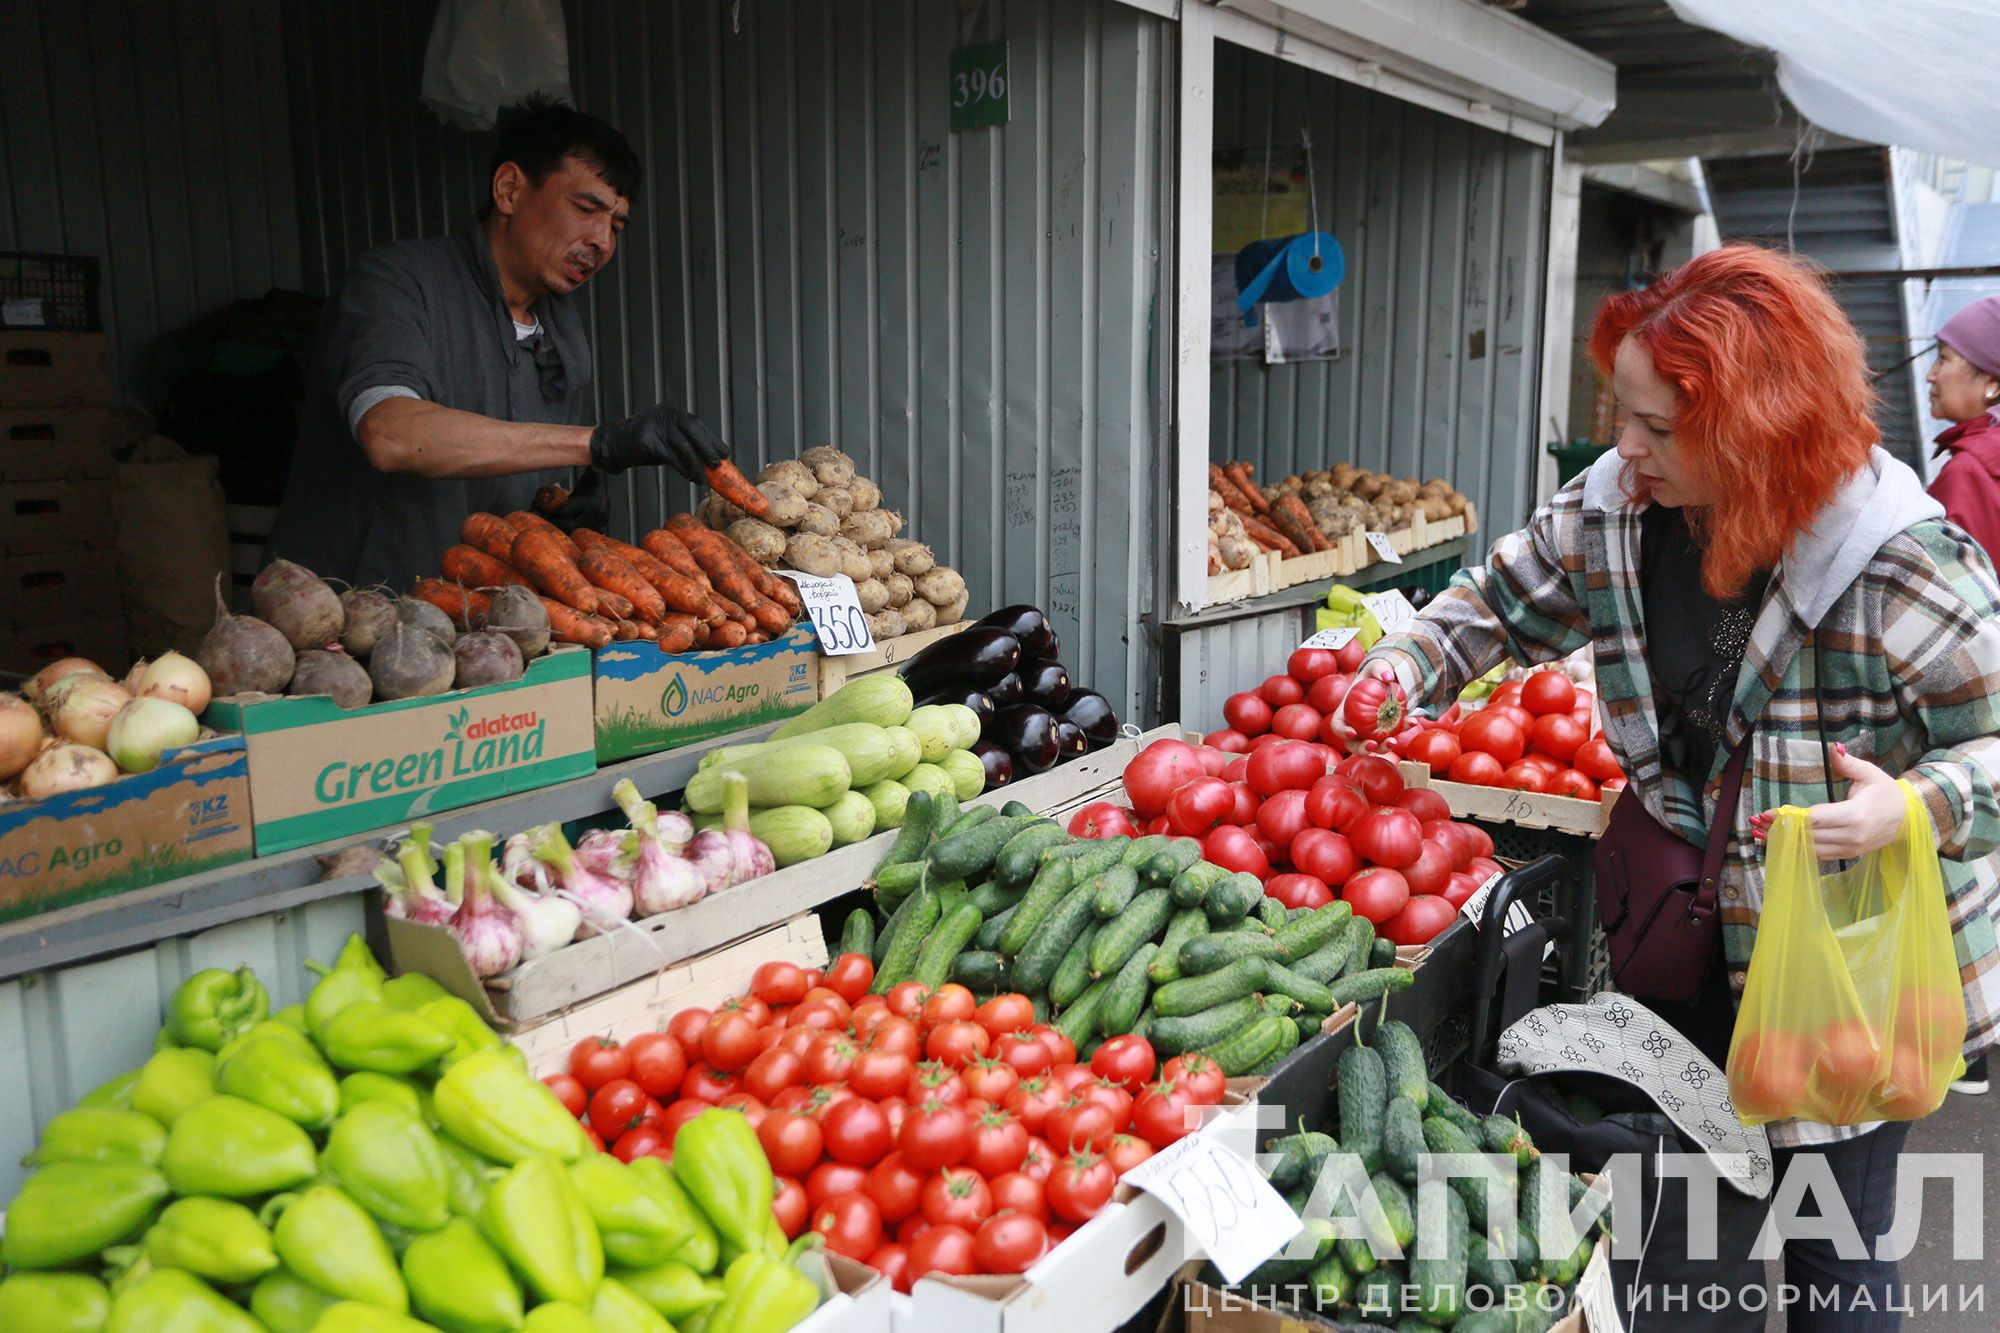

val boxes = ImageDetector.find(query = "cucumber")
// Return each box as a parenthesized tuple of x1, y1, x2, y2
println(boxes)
(1465, 1233, 1517, 1302)
(951, 950, 1007, 991)
(870, 790, 933, 873)
(999, 799, 1035, 818)
(1568, 1172, 1609, 1242)
(1237, 1217, 1335, 1290)
(1169, 860, 1227, 909)
(1295, 1014, 1324, 1044)
(998, 858, 1076, 957)
(1335, 1231, 1377, 1279)
(1071, 839, 1130, 880)
(1273, 901, 1353, 961)
(913, 900, 984, 990)
(1152, 957, 1272, 1017)
(1327, 968, 1415, 1007)
(1370, 1172, 1417, 1251)
(1200, 1012, 1292, 1076)
(933, 879, 969, 921)
(1453, 1310, 1514, 1333)
(1146, 996, 1260, 1056)
(1428, 1083, 1481, 1137)
(1053, 978, 1111, 1048)
(1407, 1183, 1467, 1327)
(1375, 1021, 1429, 1108)
(1482, 1114, 1538, 1167)
(1382, 1095, 1424, 1185)
(1266, 1130, 1338, 1192)
(1423, 1116, 1514, 1239)
(968, 878, 1027, 918)
(1556, 1234, 1591, 1288)
(871, 860, 928, 900)
(1091, 864, 1142, 919)
(1337, 1043, 1387, 1173)
(1515, 1294, 1561, 1333)
(1177, 931, 1283, 976)
(974, 903, 1016, 951)
(1520, 1157, 1577, 1282)
(1371, 938, 1398, 969)
(1205, 872, 1264, 923)
(1090, 888, 1173, 978)
(839, 908, 876, 957)
(994, 822, 1069, 885)
(929, 813, 1038, 881)
(1144, 838, 1203, 887)
(1148, 908, 1210, 985)
(1335, 918, 1377, 979)
(1050, 922, 1102, 1009)
(1098, 943, 1157, 1039)
(873, 880, 930, 966)
(1011, 879, 1100, 995)
(1307, 1253, 1352, 1309)
(1289, 931, 1357, 985)
(1257, 896, 1288, 930)
(873, 885, 940, 992)
(1248, 1016, 1302, 1075)
(1353, 1267, 1403, 1322)
(1120, 834, 1172, 869)
(1261, 961, 1337, 1013)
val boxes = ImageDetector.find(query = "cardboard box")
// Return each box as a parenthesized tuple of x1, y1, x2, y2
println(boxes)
(798, 1251, 892, 1333)
(206, 645, 595, 855)
(0, 406, 114, 480)
(0, 331, 110, 407)
(0, 736, 252, 923)
(1, 546, 121, 627)
(1398, 760, 1613, 836)
(593, 626, 819, 762)
(0, 616, 128, 675)
(2, 477, 117, 554)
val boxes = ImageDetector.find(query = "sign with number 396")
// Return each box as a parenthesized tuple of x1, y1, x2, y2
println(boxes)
(950, 41, 1011, 132)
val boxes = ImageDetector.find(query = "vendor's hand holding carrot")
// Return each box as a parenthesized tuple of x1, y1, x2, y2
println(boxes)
(589, 401, 729, 481)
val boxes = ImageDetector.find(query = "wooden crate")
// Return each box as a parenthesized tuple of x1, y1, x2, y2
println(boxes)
(1271, 530, 1369, 590)
(1398, 759, 1613, 836)
(1204, 551, 1277, 605)
(817, 619, 972, 697)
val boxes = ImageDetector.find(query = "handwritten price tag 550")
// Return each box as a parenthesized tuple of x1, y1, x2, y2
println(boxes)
(1122, 1131, 1300, 1283)
(777, 571, 877, 657)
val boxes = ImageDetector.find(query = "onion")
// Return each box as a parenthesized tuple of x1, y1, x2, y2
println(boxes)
(106, 697, 201, 774)
(135, 651, 213, 715)
(24, 657, 108, 705)
(122, 659, 149, 692)
(50, 678, 131, 751)
(19, 743, 119, 799)
(0, 693, 44, 782)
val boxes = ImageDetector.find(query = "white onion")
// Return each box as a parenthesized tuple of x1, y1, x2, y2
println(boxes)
(106, 697, 200, 774)
(50, 678, 131, 751)
(24, 657, 108, 704)
(19, 743, 118, 799)
(0, 693, 43, 782)
(122, 659, 149, 692)
(136, 651, 213, 716)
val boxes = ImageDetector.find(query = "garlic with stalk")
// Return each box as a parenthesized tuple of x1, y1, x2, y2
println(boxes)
(528, 821, 634, 936)
(486, 850, 581, 960)
(448, 833, 522, 977)
(613, 778, 706, 916)
(378, 837, 454, 926)
(576, 826, 639, 884)
(685, 771, 775, 895)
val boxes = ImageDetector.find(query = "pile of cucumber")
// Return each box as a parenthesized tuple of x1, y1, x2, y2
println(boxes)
(841, 792, 1416, 1076)
(1226, 1019, 1606, 1332)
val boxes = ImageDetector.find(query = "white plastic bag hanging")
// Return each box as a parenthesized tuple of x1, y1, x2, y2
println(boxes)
(422, 0, 572, 133)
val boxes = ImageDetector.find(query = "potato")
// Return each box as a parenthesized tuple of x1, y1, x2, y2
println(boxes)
(856, 578, 891, 615)
(849, 477, 882, 512)
(801, 446, 856, 487)
(1217, 533, 1256, 569)
(757, 482, 810, 528)
(699, 493, 745, 529)
(784, 533, 842, 577)
(869, 548, 894, 581)
(726, 518, 787, 565)
(867, 608, 907, 641)
(939, 589, 970, 623)
(915, 566, 966, 608)
(900, 597, 937, 632)
(758, 459, 819, 499)
(884, 573, 915, 608)
(816, 486, 855, 519)
(841, 510, 898, 549)
(832, 537, 873, 583)
(879, 510, 906, 539)
(888, 539, 935, 577)
(796, 504, 840, 538)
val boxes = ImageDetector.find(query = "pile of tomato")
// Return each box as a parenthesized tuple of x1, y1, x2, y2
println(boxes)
(541, 958, 1230, 1292)
(1397, 670, 1625, 800)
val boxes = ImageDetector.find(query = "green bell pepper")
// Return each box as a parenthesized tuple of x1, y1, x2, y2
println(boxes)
(129, 1047, 216, 1127)
(267, 1184, 409, 1313)
(0, 1272, 111, 1333)
(594, 1277, 677, 1333)
(143, 1197, 278, 1285)
(162, 1095, 318, 1197)
(105, 1269, 261, 1333)
(615, 1259, 726, 1322)
(338, 1071, 428, 1120)
(434, 1048, 590, 1164)
(437, 1138, 493, 1219)
(77, 1068, 140, 1112)
(671, 1109, 775, 1259)
(1, 1161, 169, 1269)
(305, 1302, 442, 1332)
(305, 939, 389, 1046)
(248, 1270, 339, 1333)
(627, 1156, 719, 1273)
(382, 972, 451, 1011)
(273, 1002, 313, 1035)
(417, 995, 502, 1068)
(402, 1218, 523, 1333)
(571, 1154, 695, 1269)
(520, 1306, 595, 1333)
(166, 967, 269, 1052)
(217, 1030, 339, 1132)
(25, 1107, 165, 1167)
(319, 1000, 454, 1075)
(704, 1243, 820, 1333)
(478, 1157, 602, 1307)
(324, 1100, 452, 1233)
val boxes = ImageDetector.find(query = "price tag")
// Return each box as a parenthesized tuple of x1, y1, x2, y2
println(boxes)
(1299, 627, 1360, 651)
(1457, 868, 1555, 961)
(1365, 531, 1403, 564)
(1574, 1241, 1625, 1332)
(1362, 590, 1416, 637)
(1123, 1130, 1302, 1283)
(778, 572, 878, 657)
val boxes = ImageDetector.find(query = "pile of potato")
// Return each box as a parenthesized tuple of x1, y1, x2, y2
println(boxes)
(700, 447, 970, 641)
(1273, 466, 1473, 542)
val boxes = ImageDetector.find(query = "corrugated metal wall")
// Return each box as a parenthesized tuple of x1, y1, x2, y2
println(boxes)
(1208, 42, 1551, 538)
(0, 0, 301, 402)
(1175, 605, 1317, 731)
(284, 0, 1170, 721)
(0, 895, 365, 1203)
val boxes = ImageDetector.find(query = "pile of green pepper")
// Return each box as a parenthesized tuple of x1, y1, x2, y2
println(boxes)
(0, 933, 826, 1333)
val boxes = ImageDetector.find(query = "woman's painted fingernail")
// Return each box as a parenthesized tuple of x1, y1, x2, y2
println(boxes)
(1835, 742, 1848, 756)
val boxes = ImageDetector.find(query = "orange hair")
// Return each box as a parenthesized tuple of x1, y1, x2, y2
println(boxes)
(1588, 244, 1878, 599)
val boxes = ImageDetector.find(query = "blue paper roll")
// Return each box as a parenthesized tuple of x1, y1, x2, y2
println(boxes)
(1235, 232, 1345, 326)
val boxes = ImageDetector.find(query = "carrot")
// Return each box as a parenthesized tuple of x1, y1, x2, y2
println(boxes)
(758, 569, 804, 618)
(410, 578, 492, 630)
(1208, 464, 1261, 515)
(576, 545, 668, 623)
(668, 522, 768, 611)
(709, 621, 749, 649)
(539, 597, 614, 647)
(534, 483, 570, 514)
(610, 618, 642, 642)
(656, 619, 697, 654)
(1268, 500, 1319, 556)
(507, 511, 582, 562)
(1242, 516, 1300, 557)
(638, 527, 709, 583)
(511, 528, 600, 614)
(665, 515, 793, 632)
(576, 530, 723, 620)
(1275, 494, 1331, 552)
(442, 544, 532, 590)
(596, 589, 637, 622)
(706, 460, 771, 518)
(1226, 462, 1270, 512)
(462, 513, 523, 563)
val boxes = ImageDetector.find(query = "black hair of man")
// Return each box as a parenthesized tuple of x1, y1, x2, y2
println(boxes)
(483, 93, 641, 215)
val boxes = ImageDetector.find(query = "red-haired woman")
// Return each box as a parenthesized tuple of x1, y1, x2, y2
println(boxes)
(1345, 245, 2000, 1326)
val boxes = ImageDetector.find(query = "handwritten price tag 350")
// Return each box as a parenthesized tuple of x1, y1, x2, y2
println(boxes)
(1122, 1131, 1300, 1283)
(777, 571, 877, 657)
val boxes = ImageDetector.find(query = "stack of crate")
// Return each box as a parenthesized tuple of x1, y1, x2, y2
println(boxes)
(1, 256, 125, 673)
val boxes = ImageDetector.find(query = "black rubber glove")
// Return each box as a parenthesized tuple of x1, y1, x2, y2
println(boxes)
(544, 467, 610, 534)
(589, 402, 729, 480)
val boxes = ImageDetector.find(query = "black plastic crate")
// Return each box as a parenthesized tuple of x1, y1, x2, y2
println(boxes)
(0, 252, 101, 332)
(1471, 820, 1603, 1001)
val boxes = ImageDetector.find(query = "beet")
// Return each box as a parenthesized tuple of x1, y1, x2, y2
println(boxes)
(252, 560, 345, 651)
(369, 623, 456, 701)
(452, 629, 526, 690)
(478, 586, 550, 659)
(289, 649, 373, 709)
(397, 596, 459, 645)
(197, 581, 296, 698)
(339, 588, 398, 659)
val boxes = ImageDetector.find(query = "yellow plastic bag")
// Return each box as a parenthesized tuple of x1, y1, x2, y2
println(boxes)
(1726, 782, 1965, 1126)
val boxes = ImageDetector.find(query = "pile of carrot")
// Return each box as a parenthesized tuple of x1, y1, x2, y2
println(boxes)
(1209, 461, 1331, 557)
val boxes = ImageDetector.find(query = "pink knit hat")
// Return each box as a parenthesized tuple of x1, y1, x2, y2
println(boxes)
(1939, 296, 2000, 379)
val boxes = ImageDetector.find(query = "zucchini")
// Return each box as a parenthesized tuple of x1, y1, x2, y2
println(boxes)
(873, 880, 929, 967)
(1177, 931, 1283, 976)
(998, 858, 1076, 958)
(1090, 888, 1173, 978)
(1205, 872, 1264, 923)
(1011, 879, 1100, 995)
(1152, 957, 1272, 1017)
(1335, 918, 1377, 979)
(968, 878, 1028, 918)
(914, 900, 984, 990)
(1146, 996, 1260, 1056)
(1120, 834, 1172, 869)
(973, 904, 1016, 951)
(839, 908, 876, 958)
(1200, 1012, 1292, 1076)
(1091, 864, 1142, 919)
(1053, 978, 1110, 1048)
(1169, 860, 1227, 909)
(1407, 1183, 1467, 1327)
(951, 950, 1008, 991)
(994, 822, 1069, 885)
(1289, 931, 1357, 985)
(1273, 901, 1353, 961)
(1327, 968, 1415, 1007)
(1382, 1096, 1424, 1186)
(1428, 1084, 1481, 1138)
(1482, 1114, 1538, 1167)
(929, 813, 1039, 881)
(1144, 838, 1203, 887)
(1371, 938, 1398, 969)
(1147, 908, 1210, 985)
(1261, 961, 1337, 1013)
(1248, 1015, 1302, 1075)
(1050, 922, 1102, 1009)
(872, 885, 940, 992)
(1337, 1043, 1387, 1174)
(1098, 943, 1158, 1039)
(1257, 896, 1288, 930)
(1375, 1021, 1429, 1109)
(871, 790, 934, 873)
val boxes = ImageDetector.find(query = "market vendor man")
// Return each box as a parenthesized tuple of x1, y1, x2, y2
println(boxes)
(269, 96, 726, 588)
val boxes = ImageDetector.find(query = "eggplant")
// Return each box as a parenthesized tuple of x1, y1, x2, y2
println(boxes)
(987, 672, 1025, 708)
(1021, 661, 1071, 710)
(1029, 630, 1062, 664)
(917, 687, 996, 731)
(1053, 719, 1089, 761)
(973, 742, 1015, 791)
(899, 627, 1021, 697)
(993, 704, 1060, 775)
(1062, 690, 1120, 750)
(976, 605, 1058, 660)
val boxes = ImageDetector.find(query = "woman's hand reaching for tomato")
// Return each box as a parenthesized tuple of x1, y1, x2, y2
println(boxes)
(1323, 657, 1413, 752)
(1748, 743, 1908, 859)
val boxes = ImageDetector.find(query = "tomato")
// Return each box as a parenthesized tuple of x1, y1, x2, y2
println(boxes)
(1382, 893, 1458, 946)
(1406, 727, 1461, 774)
(1032, 1025, 1078, 1069)
(759, 1108, 825, 1178)
(821, 1096, 893, 1166)
(542, 1073, 588, 1118)
(896, 1214, 933, 1246)
(1003, 1075, 1062, 1135)
(1205, 728, 1252, 754)
(1729, 1029, 1810, 1120)
(1342, 867, 1411, 924)
(679, 1063, 738, 1105)
(775, 1028, 819, 1062)
(1017, 1137, 1056, 1183)
(899, 1100, 970, 1170)
(1044, 1098, 1117, 1154)
(1529, 713, 1586, 765)
(570, 1037, 631, 1091)
(588, 1079, 651, 1140)
(1046, 1151, 1116, 1223)
(1467, 856, 1503, 885)
(1266, 872, 1333, 910)
(1392, 788, 1450, 824)
(1204, 824, 1272, 879)
(717, 994, 772, 1027)
(1270, 703, 1324, 742)
(975, 993, 1036, 1038)
(1225, 781, 1260, 826)
(922, 1166, 994, 1230)
(1442, 871, 1481, 909)
(1490, 681, 1523, 706)
(1259, 673, 1306, 708)
(1254, 787, 1312, 851)
(1501, 760, 1551, 793)
(965, 1108, 1031, 1176)
(1290, 827, 1359, 888)
(907, 1060, 965, 1106)
(1167, 776, 1235, 838)
(699, 1011, 761, 1074)
(1132, 1077, 1198, 1147)
(850, 1048, 914, 1101)
(1305, 775, 1369, 833)
(1104, 1133, 1155, 1175)
(1326, 761, 1394, 813)
(752, 960, 811, 1005)
(1458, 711, 1527, 764)
(1341, 677, 1407, 739)
(774, 1175, 810, 1239)
(1300, 669, 1345, 714)
(1246, 740, 1326, 797)
(1222, 691, 1274, 736)
(920, 984, 976, 1031)
(613, 1125, 667, 1163)
(975, 1210, 1049, 1274)
(977, 1169, 1044, 1224)
(584, 1126, 606, 1153)
(1422, 820, 1474, 871)
(864, 1016, 922, 1062)
(886, 982, 934, 1021)
(1574, 736, 1622, 782)
(1602, 777, 1627, 793)
(1286, 647, 1339, 682)
(1814, 1018, 1884, 1122)
(926, 1020, 992, 1067)
(1447, 750, 1506, 786)
(786, 999, 843, 1033)
(1123, 739, 1209, 817)
(1487, 702, 1535, 733)
(866, 1150, 927, 1222)
(995, 1030, 1053, 1079)
(807, 1160, 872, 1208)
(1049, 1062, 1096, 1097)
(812, 1190, 884, 1261)
(614, 1032, 683, 1101)
(1068, 801, 1139, 839)
(798, 1034, 855, 1086)
(868, 1241, 914, 1293)
(719, 1092, 768, 1130)
(1395, 840, 1450, 898)
(1550, 769, 1599, 800)
(1351, 807, 1423, 869)
(1163, 1054, 1225, 1105)
(907, 1222, 978, 1279)
(824, 952, 876, 1003)
(961, 1056, 1021, 1104)
(1192, 744, 1233, 778)
(1145, 814, 1174, 837)
(1087, 1034, 1157, 1094)
(1520, 670, 1577, 717)
(1221, 755, 1250, 783)
(851, 996, 892, 1033)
